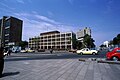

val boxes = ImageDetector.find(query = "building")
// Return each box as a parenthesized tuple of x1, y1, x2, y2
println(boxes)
(29, 36, 40, 50)
(77, 27, 91, 41)
(29, 31, 76, 50)
(0, 16, 23, 48)
(103, 41, 109, 47)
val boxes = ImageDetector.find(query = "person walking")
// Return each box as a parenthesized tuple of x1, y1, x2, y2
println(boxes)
(7, 49, 12, 56)
(50, 48, 53, 54)
(0, 47, 4, 78)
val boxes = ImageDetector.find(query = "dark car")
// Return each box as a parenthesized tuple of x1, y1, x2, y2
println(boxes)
(106, 48, 120, 61)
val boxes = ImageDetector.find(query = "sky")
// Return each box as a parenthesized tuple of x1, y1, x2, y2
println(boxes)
(0, 0, 120, 46)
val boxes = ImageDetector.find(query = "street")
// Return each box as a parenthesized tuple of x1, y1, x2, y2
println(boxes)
(1, 51, 120, 80)
(5, 51, 107, 61)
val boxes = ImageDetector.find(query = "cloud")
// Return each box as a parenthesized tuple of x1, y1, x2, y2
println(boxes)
(12, 12, 76, 41)
(16, 0, 25, 4)
(0, 2, 15, 10)
(104, 0, 113, 14)
(34, 14, 59, 24)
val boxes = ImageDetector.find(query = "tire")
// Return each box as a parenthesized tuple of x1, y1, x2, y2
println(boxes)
(80, 52, 83, 55)
(92, 52, 96, 55)
(112, 56, 119, 61)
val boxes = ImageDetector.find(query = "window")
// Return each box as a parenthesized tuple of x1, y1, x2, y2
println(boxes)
(116, 50, 120, 53)
(66, 33, 71, 36)
(5, 20, 10, 27)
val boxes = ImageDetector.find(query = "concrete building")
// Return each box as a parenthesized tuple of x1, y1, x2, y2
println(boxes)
(77, 27, 91, 41)
(29, 31, 76, 50)
(103, 41, 109, 47)
(29, 36, 40, 50)
(0, 16, 23, 48)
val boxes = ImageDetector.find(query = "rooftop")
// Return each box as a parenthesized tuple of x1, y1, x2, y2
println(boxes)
(40, 31, 60, 36)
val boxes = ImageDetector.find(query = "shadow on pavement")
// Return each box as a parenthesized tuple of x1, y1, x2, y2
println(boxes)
(2, 71, 20, 77)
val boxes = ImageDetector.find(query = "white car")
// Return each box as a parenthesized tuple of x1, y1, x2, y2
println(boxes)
(4, 52, 8, 56)
(20, 50, 27, 53)
(27, 49, 35, 53)
(76, 48, 98, 55)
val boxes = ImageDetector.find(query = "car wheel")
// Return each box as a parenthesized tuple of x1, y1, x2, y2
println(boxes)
(80, 52, 83, 55)
(92, 52, 96, 55)
(112, 56, 119, 61)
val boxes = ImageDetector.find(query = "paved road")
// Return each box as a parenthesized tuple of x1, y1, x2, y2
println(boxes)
(5, 51, 107, 62)
(1, 51, 120, 80)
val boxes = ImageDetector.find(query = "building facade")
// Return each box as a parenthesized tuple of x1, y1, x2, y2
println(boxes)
(0, 16, 23, 48)
(29, 36, 40, 50)
(77, 27, 91, 41)
(29, 31, 76, 50)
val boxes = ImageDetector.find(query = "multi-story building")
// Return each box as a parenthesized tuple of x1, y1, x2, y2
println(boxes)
(77, 27, 91, 41)
(29, 31, 76, 50)
(0, 16, 23, 48)
(29, 36, 40, 50)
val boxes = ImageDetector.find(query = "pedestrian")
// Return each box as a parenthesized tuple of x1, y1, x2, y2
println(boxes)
(0, 47, 4, 78)
(7, 49, 12, 56)
(50, 48, 53, 54)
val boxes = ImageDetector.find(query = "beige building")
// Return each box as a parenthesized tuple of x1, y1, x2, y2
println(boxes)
(29, 31, 76, 50)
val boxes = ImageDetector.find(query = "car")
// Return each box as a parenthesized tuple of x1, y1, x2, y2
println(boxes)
(69, 49, 77, 53)
(106, 47, 120, 61)
(20, 50, 27, 53)
(4, 52, 8, 56)
(27, 49, 35, 53)
(76, 48, 98, 55)
(38, 49, 45, 52)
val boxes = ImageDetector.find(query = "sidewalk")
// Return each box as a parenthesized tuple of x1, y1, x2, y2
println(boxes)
(1, 58, 120, 80)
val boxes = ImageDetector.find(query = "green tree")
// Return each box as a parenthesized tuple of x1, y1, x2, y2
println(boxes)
(117, 34, 120, 45)
(83, 34, 95, 48)
(113, 37, 118, 45)
(100, 44, 106, 47)
(109, 40, 113, 46)
(76, 40, 84, 49)
(18, 41, 28, 49)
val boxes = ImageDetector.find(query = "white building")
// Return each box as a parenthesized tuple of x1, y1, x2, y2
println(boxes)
(103, 41, 109, 47)
(77, 27, 91, 41)
(29, 31, 76, 50)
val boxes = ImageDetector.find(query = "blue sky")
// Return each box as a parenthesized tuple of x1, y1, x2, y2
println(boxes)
(0, 0, 120, 46)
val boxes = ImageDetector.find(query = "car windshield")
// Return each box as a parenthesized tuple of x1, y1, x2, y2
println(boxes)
(109, 48, 114, 52)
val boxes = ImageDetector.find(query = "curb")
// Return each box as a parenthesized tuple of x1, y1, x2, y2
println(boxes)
(97, 60, 120, 64)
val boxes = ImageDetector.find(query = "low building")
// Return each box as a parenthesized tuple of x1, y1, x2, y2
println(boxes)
(29, 31, 76, 50)
(29, 36, 40, 50)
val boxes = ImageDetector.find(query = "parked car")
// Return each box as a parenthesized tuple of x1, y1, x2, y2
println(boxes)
(76, 48, 98, 55)
(69, 49, 77, 53)
(38, 49, 45, 52)
(27, 49, 35, 53)
(106, 47, 120, 61)
(4, 52, 8, 56)
(20, 50, 27, 53)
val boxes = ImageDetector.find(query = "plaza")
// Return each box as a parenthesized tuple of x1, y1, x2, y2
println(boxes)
(1, 52, 120, 80)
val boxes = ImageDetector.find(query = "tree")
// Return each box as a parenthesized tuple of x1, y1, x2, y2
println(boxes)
(18, 41, 28, 49)
(100, 44, 106, 48)
(76, 40, 84, 49)
(83, 34, 95, 48)
(113, 37, 118, 45)
(117, 34, 120, 45)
